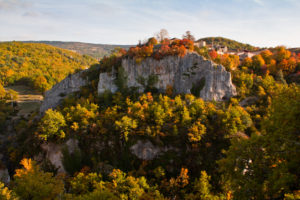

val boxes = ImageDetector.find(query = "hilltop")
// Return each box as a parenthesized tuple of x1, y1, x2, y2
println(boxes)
(24, 37, 259, 60)
(198, 36, 259, 51)
(0, 42, 97, 92)
(22, 37, 261, 60)
(23, 41, 132, 59)
(289, 47, 300, 54)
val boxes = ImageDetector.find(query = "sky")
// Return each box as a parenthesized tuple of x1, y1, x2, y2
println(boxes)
(0, 0, 300, 47)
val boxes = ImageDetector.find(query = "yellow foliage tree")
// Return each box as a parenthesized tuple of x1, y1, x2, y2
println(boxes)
(0, 182, 18, 200)
(13, 158, 64, 200)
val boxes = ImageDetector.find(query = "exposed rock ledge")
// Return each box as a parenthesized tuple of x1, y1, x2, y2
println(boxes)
(98, 53, 236, 101)
(40, 70, 88, 113)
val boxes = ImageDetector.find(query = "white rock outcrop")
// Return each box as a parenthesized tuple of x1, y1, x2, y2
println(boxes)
(98, 53, 236, 101)
(41, 138, 79, 173)
(98, 72, 118, 94)
(130, 140, 161, 160)
(130, 140, 179, 160)
(41, 142, 65, 173)
(40, 70, 88, 113)
(40, 53, 236, 113)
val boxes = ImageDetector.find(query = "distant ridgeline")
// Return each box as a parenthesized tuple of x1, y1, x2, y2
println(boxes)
(23, 37, 256, 59)
(23, 41, 133, 60)
(0, 42, 97, 92)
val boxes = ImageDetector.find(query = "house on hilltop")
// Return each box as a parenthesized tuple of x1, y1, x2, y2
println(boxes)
(195, 40, 206, 48)
(216, 45, 228, 54)
(230, 50, 265, 61)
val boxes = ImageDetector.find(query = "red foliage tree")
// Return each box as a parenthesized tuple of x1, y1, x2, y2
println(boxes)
(161, 38, 171, 45)
(171, 39, 181, 46)
(209, 50, 218, 60)
(160, 45, 171, 56)
(127, 47, 140, 57)
(180, 39, 194, 51)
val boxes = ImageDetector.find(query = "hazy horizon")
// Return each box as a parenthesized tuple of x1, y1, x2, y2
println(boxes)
(1, 0, 300, 48)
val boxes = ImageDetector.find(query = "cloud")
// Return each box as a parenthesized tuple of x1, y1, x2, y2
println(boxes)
(86, 1, 116, 13)
(22, 11, 38, 17)
(253, 0, 264, 5)
(0, 0, 32, 11)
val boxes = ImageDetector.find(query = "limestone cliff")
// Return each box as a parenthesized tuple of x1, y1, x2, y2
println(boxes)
(98, 53, 236, 100)
(40, 70, 88, 113)
(41, 53, 236, 112)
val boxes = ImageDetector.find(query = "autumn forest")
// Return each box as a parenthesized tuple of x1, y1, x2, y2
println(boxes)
(0, 28, 299, 200)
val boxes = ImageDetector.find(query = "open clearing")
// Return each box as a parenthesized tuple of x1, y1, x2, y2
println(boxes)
(6, 85, 43, 117)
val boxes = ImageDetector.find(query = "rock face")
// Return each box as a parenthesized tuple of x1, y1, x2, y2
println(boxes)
(40, 53, 236, 112)
(239, 96, 259, 107)
(41, 138, 79, 173)
(130, 140, 161, 160)
(0, 168, 10, 184)
(41, 142, 65, 173)
(97, 53, 236, 101)
(130, 140, 179, 160)
(98, 71, 118, 94)
(40, 70, 88, 113)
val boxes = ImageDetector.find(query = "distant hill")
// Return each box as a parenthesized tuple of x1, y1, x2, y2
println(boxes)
(289, 48, 300, 55)
(23, 41, 133, 60)
(0, 42, 97, 92)
(197, 37, 259, 51)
